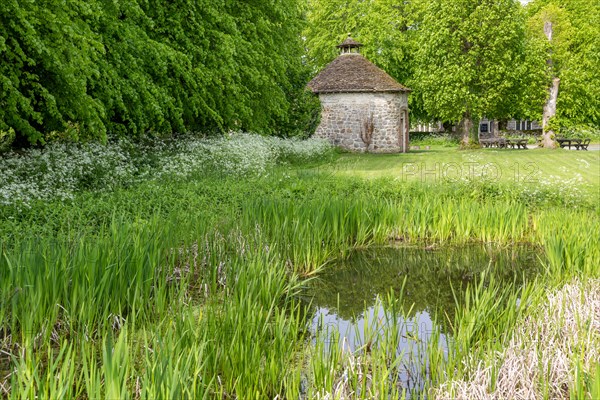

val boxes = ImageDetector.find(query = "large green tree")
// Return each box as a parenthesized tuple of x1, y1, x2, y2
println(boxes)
(0, 0, 310, 146)
(525, 0, 600, 146)
(0, 0, 105, 145)
(414, 0, 527, 146)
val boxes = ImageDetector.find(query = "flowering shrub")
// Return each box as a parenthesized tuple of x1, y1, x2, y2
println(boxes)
(269, 136, 333, 164)
(0, 133, 332, 207)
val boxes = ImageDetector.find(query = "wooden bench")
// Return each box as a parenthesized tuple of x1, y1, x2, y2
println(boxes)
(575, 138, 591, 150)
(481, 137, 527, 149)
(506, 138, 528, 149)
(480, 138, 496, 148)
(557, 137, 582, 149)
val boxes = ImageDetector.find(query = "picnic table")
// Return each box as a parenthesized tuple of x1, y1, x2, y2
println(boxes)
(557, 137, 590, 150)
(557, 137, 580, 149)
(480, 138, 506, 148)
(480, 138, 496, 148)
(506, 138, 528, 149)
(480, 137, 528, 149)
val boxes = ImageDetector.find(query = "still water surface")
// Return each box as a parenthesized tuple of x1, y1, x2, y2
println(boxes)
(306, 245, 542, 392)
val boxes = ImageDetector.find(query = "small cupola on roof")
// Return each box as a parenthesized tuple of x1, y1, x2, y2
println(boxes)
(308, 35, 411, 154)
(337, 34, 363, 54)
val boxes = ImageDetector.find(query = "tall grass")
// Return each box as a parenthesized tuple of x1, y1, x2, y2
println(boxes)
(0, 164, 598, 398)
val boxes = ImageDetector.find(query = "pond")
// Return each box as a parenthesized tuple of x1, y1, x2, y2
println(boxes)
(305, 244, 543, 393)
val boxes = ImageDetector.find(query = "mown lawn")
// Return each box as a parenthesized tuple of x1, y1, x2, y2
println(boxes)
(320, 146, 600, 195)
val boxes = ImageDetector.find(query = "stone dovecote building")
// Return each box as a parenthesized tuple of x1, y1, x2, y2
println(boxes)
(308, 36, 411, 153)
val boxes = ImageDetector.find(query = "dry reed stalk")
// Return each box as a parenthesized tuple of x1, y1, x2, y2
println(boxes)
(433, 279, 600, 399)
(311, 338, 366, 400)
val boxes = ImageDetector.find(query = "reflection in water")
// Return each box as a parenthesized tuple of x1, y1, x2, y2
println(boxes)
(306, 245, 541, 392)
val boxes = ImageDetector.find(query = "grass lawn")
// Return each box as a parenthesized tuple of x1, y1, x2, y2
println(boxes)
(320, 146, 600, 195)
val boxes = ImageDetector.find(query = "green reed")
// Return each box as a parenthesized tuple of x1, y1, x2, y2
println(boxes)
(0, 169, 598, 398)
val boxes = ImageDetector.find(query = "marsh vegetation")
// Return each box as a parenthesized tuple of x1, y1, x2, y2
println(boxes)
(0, 136, 599, 398)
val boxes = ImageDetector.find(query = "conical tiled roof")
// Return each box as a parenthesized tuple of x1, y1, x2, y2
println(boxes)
(307, 53, 410, 94)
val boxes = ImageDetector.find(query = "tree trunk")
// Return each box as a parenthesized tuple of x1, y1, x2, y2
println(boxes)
(540, 20, 558, 149)
(442, 121, 453, 133)
(541, 77, 560, 148)
(458, 113, 479, 148)
(443, 121, 462, 141)
(498, 119, 508, 132)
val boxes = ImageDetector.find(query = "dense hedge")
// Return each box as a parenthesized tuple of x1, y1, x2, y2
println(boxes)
(0, 0, 316, 146)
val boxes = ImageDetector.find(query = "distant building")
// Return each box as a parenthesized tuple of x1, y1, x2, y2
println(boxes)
(505, 119, 542, 131)
(411, 119, 541, 136)
(479, 118, 542, 138)
(307, 36, 411, 153)
(412, 122, 444, 133)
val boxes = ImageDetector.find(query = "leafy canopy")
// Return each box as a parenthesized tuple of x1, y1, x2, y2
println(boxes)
(414, 0, 527, 123)
(525, 0, 600, 126)
(0, 0, 312, 145)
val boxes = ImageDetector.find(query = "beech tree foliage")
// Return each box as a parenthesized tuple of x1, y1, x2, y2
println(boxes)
(0, 0, 311, 146)
(2, 0, 597, 148)
(0, 1, 105, 145)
